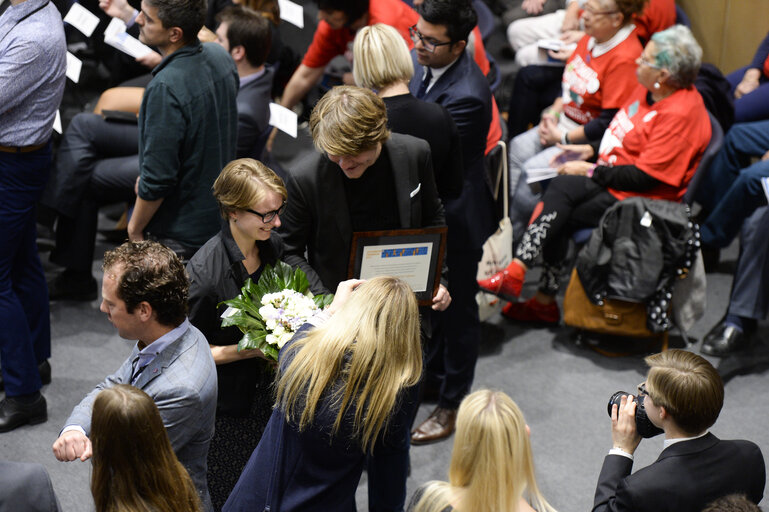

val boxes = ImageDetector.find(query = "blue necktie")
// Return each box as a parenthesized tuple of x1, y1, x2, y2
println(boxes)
(416, 67, 433, 99)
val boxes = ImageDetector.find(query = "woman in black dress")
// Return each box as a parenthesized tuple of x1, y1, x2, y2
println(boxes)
(353, 22, 464, 202)
(187, 158, 286, 510)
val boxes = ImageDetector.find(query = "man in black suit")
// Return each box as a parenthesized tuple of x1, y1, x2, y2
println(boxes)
(280, 85, 449, 512)
(215, 5, 274, 160)
(593, 349, 765, 512)
(408, 0, 497, 444)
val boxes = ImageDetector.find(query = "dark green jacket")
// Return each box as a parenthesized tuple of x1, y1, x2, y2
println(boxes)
(138, 40, 238, 249)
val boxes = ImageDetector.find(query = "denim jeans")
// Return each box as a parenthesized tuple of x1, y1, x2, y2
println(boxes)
(698, 120, 769, 246)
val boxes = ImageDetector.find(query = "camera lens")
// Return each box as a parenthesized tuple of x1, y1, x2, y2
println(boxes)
(607, 391, 663, 439)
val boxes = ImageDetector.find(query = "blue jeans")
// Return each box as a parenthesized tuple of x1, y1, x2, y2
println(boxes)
(0, 144, 52, 396)
(727, 66, 769, 124)
(700, 159, 769, 248)
(696, 119, 769, 214)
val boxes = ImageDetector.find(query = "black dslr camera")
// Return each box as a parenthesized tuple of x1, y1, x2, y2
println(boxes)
(607, 391, 663, 438)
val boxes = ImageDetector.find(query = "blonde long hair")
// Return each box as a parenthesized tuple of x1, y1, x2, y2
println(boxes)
(414, 390, 557, 512)
(276, 277, 422, 452)
(90, 385, 202, 512)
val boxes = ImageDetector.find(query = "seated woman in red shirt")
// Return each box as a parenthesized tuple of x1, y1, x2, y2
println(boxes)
(480, 25, 711, 323)
(505, 0, 645, 243)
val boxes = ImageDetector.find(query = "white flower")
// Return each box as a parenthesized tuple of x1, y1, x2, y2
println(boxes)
(257, 289, 319, 351)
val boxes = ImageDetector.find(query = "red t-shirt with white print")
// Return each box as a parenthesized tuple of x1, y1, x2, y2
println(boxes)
(561, 29, 641, 125)
(598, 84, 711, 202)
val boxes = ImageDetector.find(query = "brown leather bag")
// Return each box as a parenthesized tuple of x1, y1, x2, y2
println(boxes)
(563, 268, 653, 338)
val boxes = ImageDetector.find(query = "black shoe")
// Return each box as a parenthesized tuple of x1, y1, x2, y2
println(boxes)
(701, 323, 750, 357)
(0, 395, 47, 433)
(0, 360, 51, 392)
(48, 271, 97, 301)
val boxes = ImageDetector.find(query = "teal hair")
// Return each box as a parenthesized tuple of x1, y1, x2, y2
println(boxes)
(650, 25, 702, 89)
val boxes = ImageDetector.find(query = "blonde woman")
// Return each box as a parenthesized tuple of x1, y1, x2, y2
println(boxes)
(224, 277, 423, 512)
(409, 389, 557, 512)
(90, 385, 202, 512)
(353, 23, 463, 200)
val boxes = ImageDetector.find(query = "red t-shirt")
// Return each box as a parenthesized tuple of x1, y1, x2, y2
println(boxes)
(561, 31, 642, 125)
(633, 0, 676, 43)
(598, 84, 711, 202)
(467, 26, 502, 154)
(302, 0, 419, 69)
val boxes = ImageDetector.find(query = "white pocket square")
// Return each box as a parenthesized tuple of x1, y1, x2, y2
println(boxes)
(410, 183, 421, 198)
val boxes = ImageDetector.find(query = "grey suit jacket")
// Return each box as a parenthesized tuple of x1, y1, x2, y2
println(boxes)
(65, 322, 218, 511)
(0, 461, 60, 512)
(280, 133, 446, 294)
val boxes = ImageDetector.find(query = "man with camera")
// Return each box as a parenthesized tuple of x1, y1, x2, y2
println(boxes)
(593, 349, 765, 512)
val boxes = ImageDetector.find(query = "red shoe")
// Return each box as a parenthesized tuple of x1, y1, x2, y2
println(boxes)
(477, 260, 525, 300)
(502, 297, 560, 324)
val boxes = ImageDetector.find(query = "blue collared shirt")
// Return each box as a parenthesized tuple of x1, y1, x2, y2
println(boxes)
(132, 318, 191, 383)
(0, 0, 66, 146)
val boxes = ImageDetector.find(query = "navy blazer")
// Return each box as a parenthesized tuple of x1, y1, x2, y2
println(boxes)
(280, 133, 446, 295)
(593, 432, 766, 512)
(408, 50, 496, 249)
(223, 326, 412, 512)
(236, 66, 274, 160)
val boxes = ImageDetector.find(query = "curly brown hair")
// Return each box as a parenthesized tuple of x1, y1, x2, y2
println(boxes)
(102, 241, 189, 327)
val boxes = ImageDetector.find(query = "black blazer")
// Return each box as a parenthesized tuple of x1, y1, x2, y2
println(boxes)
(280, 133, 446, 294)
(383, 93, 463, 201)
(593, 433, 766, 512)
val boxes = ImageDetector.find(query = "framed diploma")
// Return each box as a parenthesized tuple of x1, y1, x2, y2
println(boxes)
(348, 227, 447, 306)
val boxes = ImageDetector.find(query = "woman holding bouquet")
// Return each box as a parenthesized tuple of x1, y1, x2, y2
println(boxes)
(224, 277, 423, 512)
(186, 158, 286, 510)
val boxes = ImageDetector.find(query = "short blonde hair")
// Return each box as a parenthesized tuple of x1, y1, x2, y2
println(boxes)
(413, 390, 557, 512)
(309, 86, 390, 156)
(353, 23, 414, 90)
(212, 158, 287, 219)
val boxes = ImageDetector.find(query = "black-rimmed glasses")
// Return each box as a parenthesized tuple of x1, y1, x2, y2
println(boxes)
(409, 25, 452, 53)
(637, 382, 650, 398)
(245, 202, 286, 223)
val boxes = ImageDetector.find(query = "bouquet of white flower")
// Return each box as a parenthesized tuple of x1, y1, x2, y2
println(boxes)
(219, 261, 334, 361)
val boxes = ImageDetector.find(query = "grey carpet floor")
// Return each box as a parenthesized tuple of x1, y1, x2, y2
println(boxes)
(4, 3, 767, 509)
(1, 162, 766, 511)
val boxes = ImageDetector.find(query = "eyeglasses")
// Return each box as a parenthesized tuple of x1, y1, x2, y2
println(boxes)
(635, 55, 661, 69)
(637, 382, 650, 398)
(245, 202, 286, 223)
(582, 5, 618, 16)
(409, 25, 452, 53)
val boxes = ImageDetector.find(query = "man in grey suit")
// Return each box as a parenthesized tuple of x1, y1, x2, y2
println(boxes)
(52, 241, 217, 511)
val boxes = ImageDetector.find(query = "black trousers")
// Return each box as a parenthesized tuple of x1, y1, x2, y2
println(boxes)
(507, 64, 563, 138)
(516, 174, 617, 268)
(47, 113, 139, 273)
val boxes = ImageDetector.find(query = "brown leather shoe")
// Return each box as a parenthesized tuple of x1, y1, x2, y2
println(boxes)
(410, 407, 457, 445)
